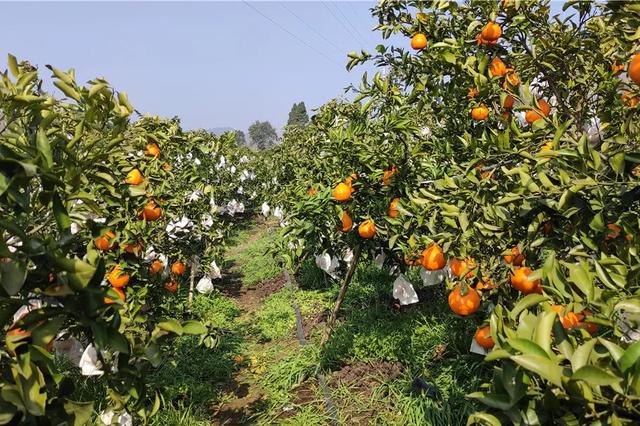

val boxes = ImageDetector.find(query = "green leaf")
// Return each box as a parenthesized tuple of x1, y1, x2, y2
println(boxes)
(7, 54, 19, 78)
(533, 310, 556, 357)
(182, 320, 207, 335)
(571, 338, 597, 372)
(509, 294, 550, 321)
(52, 257, 97, 289)
(466, 412, 502, 426)
(36, 129, 53, 169)
(507, 338, 549, 358)
(52, 194, 71, 231)
(511, 355, 564, 387)
(0, 259, 27, 296)
(565, 261, 594, 301)
(571, 366, 623, 386)
(619, 340, 640, 373)
(467, 392, 513, 411)
(63, 400, 94, 426)
(158, 319, 183, 336)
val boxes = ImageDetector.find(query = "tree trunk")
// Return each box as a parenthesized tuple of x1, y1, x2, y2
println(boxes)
(322, 245, 362, 344)
(188, 255, 198, 308)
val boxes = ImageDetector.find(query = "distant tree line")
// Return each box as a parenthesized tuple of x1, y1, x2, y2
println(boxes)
(227, 101, 309, 151)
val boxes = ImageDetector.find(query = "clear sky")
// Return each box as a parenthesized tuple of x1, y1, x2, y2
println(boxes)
(0, 1, 385, 133)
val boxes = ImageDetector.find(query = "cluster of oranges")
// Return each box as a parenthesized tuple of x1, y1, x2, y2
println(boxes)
(95, 140, 187, 303)
(331, 167, 402, 240)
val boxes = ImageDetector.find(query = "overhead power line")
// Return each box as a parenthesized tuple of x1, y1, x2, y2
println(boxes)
(242, 1, 343, 69)
(321, 1, 362, 48)
(334, 2, 369, 47)
(281, 3, 346, 55)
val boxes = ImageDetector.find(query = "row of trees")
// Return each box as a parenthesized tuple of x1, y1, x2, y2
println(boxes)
(256, 0, 640, 424)
(0, 55, 263, 423)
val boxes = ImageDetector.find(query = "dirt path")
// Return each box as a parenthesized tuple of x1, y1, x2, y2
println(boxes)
(211, 223, 288, 425)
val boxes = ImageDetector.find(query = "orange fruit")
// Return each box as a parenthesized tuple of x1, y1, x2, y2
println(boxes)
(411, 33, 427, 50)
(448, 284, 481, 316)
(450, 257, 476, 278)
(125, 169, 144, 185)
(145, 142, 161, 158)
(332, 182, 352, 202)
(605, 223, 621, 240)
(104, 287, 126, 304)
(550, 305, 582, 330)
(481, 22, 502, 42)
(388, 198, 400, 218)
(505, 72, 520, 86)
(525, 99, 551, 124)
(503, 247, 524, 266)
(94, 230, 116, 251)
(164, 280, 179, 293)
(124, 242, 142, 256)
(382, 165, 397, 186)
(358, 219, 376, 239)
(107, 266, 130, 288)
(503, 95, 515, 110)
(149, 260, 164, 274)
(489, 57, 507, 77)
(612, 63, 625, 74)
(510, 267, 541, 294)
(171, 261, 186, 276)
(421, 244, 446, 270)
(629, 54, 640, 85)
(307, 187, 318, 196)
(468, 87, 479, 98)
(474, 326, 495, 349)
(139, 201, 162, 221)
(471, 105, 489, 121)
(622, 91, 639, 108)
(339, 211, 353, 232)
(476, 277, 495, 291)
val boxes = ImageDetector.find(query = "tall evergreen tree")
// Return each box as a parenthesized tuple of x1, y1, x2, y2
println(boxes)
(286, 102, 309, 127)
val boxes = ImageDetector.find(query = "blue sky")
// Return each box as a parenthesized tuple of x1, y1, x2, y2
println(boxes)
(0, 1, 567, 134)
(0, 1, 384, 133)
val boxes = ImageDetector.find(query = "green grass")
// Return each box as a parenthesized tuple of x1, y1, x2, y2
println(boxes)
(150, 222, 490, 425)
(228, 225, 281, 287)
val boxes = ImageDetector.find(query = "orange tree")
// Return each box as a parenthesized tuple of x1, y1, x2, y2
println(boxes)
(0, 56, 219, 423)
(263, 0, 640, 423)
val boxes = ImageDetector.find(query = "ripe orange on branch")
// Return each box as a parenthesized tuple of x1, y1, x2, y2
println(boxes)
(421, 244, 446, 270)
(474, 326, 495, 349)
(489, 57, 508, 77)
(388, 198, 400, 218)
(125, 169, 144, 185)
(510, 267, 542, 294)
(480, 22, 502, 42)
(382, 165, 397, 186)
(107, 266, 130, 288)
(525, 99, 551, 124)
(411, 33, 427, 50)
(448, 284, 481, 316)
(149, 260, 164, 274)
(95, 230, 116, 251)
(450, 257, 476, 278)
(139, 200, 162, 221)
(339, 211, 353, 232)
(629, 53, 640, 85)
(471, 105, 489, 121)
(503, 247, 524, 266)
(358, 219, 376, 239)
(145, 142, 161, 158)
(171, 261, 186, 275)
(332, 182, 352, 202)
(164, 280, 179, 293)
